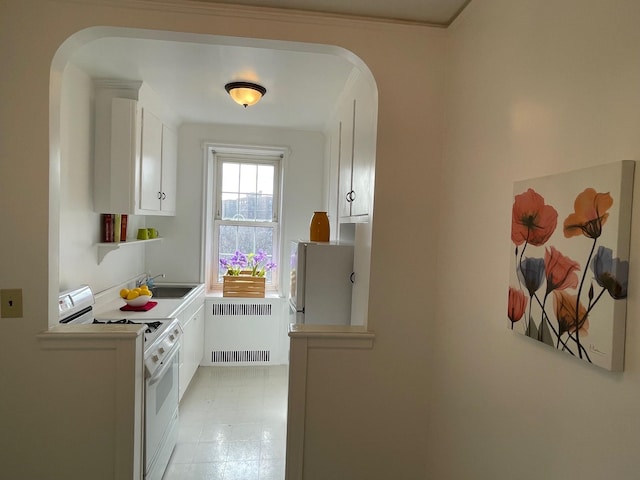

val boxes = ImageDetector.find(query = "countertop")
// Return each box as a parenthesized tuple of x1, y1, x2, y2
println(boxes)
(94, 283, 206, 321)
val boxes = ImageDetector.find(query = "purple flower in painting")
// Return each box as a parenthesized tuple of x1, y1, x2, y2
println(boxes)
(591, 246, 629, 299)
(517, 257, 545, 296)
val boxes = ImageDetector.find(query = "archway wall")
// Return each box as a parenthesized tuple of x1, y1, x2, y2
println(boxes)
(0, 1, 446, 477)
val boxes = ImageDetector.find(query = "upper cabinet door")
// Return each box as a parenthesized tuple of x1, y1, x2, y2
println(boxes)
(335, 74, 377, 222)
(351, 85, 377, 218)
(139, 108, 163, 212)
(160, 124, 178, 215)
(338, 99, 355, 218)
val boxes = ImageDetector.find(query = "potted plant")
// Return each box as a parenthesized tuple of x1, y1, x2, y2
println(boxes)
(220, 250, 276, 297)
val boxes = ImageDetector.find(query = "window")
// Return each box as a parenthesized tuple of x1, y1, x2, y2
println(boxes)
(207, 150, 282, 291)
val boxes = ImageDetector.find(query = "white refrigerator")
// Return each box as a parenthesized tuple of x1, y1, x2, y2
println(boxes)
(289, 241, 354, 325)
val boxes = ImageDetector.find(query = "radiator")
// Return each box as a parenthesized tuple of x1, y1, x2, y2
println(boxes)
(203, 298, 288, 366)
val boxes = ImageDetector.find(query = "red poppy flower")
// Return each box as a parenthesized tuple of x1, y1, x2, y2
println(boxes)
(563, 188, 613, 239)
(511, 188, 558, 246)
(544, 246, 579, 294)
(553, 290, 589, 337)
(508, 287, 527, 323)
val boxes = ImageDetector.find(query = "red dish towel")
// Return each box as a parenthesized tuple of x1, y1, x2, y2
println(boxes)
(120, 301, 158, 312)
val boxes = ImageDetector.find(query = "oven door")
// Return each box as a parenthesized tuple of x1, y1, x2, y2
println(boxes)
(145, 343, 179, 480)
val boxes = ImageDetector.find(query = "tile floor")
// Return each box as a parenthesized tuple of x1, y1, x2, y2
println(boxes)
(162, 365, 288, 480)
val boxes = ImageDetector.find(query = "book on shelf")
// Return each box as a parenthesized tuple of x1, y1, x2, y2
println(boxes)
(101, 214, 113, 242)
(114, 214, 121, 242)
(120, 214, 128, 241)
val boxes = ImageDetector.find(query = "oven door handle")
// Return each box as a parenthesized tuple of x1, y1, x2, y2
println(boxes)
(147, 343, 180, 386)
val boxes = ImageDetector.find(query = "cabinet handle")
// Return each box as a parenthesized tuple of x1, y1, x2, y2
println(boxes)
(157, 191, 162, 199)
(162, 192, 167, 200)
(350, 272, 355, 284)
(346, 190, 355, 202)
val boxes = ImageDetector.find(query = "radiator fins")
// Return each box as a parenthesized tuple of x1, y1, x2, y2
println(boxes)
(211, 350, 271, 363)
(211, 303, 272, 316)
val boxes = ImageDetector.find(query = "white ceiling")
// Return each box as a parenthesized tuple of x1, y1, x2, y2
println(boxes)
(69, 0, 470, 130)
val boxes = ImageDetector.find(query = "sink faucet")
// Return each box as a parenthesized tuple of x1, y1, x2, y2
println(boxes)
(137, 273, 165, 288)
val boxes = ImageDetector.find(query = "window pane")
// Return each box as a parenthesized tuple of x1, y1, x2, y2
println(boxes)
(219, 225, 237, 256)
(221, 193, 239, 219)
(255, 195, 272, 221)
(222, 163, 239, 192)
(238, 194, 257, 221)
(239, 164, 257, 194)
(237, 226, 255, 254)
(257, 165, 274, 194)
(255, 227, 273, 252)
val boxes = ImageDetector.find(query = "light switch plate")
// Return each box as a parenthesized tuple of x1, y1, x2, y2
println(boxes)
(1, 289, 23, 318)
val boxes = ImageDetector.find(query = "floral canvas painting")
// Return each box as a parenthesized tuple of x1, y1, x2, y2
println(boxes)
(508, 161, 635, 371)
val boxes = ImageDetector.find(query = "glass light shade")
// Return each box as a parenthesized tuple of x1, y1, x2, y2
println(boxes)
(225, 82, 266, 107)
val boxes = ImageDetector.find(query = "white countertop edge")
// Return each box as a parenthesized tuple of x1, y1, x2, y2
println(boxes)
(38, 323, 145, 339)
(288, 324, 375, 349)
(288, 323, 372, 335)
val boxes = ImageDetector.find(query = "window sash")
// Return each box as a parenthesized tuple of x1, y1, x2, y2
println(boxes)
(208, 151, 282, 292)
(212, 219, 279, 287)
(215, 154, 280, 222)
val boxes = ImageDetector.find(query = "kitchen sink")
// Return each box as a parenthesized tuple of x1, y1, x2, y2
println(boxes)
(150, 285, 196, 299)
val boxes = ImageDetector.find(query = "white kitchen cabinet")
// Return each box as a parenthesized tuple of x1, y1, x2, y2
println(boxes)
(93, 81, 178, 216)
(178, 301, 205, 402)
(137, 111, 177, 214)
(336, 73, 377, 222)
(160, 124, 178, 213)
(338, 99, 355, 218)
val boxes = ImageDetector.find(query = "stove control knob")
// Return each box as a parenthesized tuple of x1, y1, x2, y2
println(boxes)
(169, 334, 175, 341)
(152, 354, 159, 362)
(158, 347, 165, 354)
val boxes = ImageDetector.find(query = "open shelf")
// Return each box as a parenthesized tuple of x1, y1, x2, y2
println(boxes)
(97, 237, 163, 264)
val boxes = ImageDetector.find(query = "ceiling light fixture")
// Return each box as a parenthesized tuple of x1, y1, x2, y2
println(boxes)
(225, 81, 267, 108)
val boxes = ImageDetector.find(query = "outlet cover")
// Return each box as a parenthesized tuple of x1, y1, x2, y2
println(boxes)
(1, 289, 23, 318)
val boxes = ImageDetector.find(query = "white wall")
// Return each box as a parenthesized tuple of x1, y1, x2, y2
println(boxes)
(428, 1, 640, 479)
(145, 123, 326, 291)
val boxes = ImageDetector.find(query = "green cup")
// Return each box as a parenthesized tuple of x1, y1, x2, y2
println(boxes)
(147, 228, 158, 239)
(137, 228, 149, 240)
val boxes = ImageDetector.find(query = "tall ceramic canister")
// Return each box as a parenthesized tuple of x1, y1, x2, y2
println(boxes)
(309, 211, 330, 242)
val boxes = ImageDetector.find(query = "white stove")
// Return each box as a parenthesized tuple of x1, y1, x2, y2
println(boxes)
(58, 285, 181, 480)
(58, 285, 182, 377)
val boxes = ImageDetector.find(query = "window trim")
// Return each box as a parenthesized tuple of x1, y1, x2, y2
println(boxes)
(202, 144, 286, 294)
